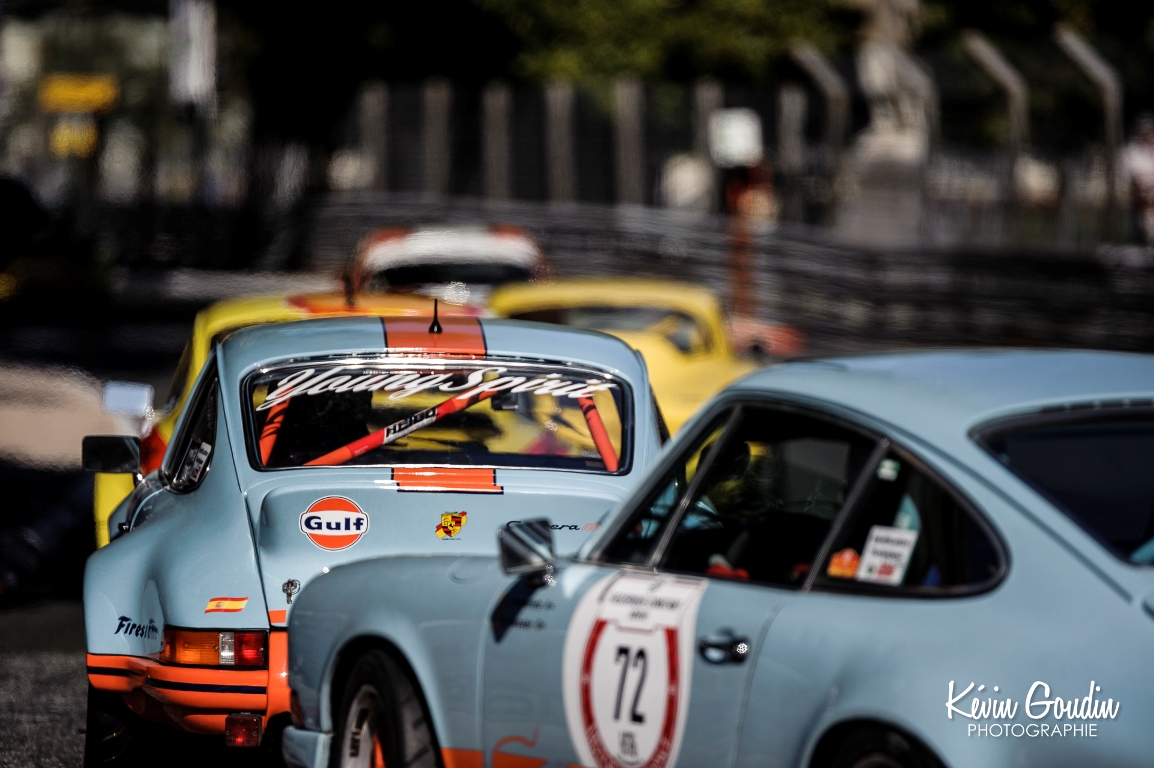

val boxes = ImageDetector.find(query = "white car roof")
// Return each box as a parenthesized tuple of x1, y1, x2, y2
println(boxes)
(361, 227, 542, 271)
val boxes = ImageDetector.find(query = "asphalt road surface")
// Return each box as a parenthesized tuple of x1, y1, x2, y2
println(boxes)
(0, 601, 279, 767)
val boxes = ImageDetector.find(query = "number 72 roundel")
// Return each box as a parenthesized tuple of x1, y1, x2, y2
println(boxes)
(562, 572, 708, 768)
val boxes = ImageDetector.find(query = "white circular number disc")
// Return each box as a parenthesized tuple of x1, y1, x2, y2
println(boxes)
(563, 573, 707, 768)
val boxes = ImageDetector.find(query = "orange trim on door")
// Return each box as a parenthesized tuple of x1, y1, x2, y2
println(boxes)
(382, 316, 486, 356)
(492, 732, 549, 768)
(441, 748, 485, 768)
(393, 467, 503, 494)
(266, 630, 291, 725)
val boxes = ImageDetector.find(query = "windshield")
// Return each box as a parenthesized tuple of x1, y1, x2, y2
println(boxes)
(245, 359, 630, 473)
(369, 263, 532, 291)
(509, 306, 709, 354)
(979, 411, 1154, 563)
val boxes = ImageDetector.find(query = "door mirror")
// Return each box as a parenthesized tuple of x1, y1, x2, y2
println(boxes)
(82, 435, 141, 474)
(498, 519, 556, 575)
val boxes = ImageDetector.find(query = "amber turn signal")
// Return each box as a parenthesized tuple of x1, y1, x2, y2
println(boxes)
(161, 628, 267, 667)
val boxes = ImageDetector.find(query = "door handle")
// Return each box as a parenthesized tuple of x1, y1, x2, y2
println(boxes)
(698, 633, 751, 664)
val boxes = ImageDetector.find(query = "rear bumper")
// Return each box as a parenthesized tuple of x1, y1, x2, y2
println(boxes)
(282, 726, 331, 768)
(86, 630, 289, 735)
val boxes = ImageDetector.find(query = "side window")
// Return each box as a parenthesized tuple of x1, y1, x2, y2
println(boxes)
(659, 407, 877, 588)
(814, 451, 1003, 593)
(163, 360, 219, 493)
(162, 340, 194, 413)
(598, 410, 733, 566)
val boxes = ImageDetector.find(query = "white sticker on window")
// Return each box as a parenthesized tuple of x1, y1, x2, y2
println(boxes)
(562, 572, 707, 768)
(187, 441, 211, 483)
(855, 525, 918, 585)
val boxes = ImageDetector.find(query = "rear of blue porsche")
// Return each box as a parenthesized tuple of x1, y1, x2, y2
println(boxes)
(224, 315, 659, 630)
(84, 314, 661, 754)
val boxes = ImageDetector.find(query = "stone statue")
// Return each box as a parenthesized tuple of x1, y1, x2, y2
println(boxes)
(848, 0, 935, 148)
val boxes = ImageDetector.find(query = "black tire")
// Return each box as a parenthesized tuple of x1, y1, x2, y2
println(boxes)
(83, 685, 153, 767)
(331, 650, 439, 768)
(828, 726, 942, 768)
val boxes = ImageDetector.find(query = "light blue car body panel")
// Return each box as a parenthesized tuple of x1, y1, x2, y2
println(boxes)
(84, 317, 659, 668)
(285, 349, 1154, 768)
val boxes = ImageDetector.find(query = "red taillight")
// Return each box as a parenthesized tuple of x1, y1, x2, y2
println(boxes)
(234, 632, 266, 667)
(224, 714, 262, 747)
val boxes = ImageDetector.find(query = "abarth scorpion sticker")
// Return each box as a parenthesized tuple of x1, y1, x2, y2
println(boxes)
(299, 496, 369, 550)
(562, 572, 707, 768)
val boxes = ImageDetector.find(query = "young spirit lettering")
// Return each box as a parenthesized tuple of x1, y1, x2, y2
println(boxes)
(256, 367, 617, 411)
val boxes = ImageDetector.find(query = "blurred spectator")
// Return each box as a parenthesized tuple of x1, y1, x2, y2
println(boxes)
(1121, 113, 1154, 245)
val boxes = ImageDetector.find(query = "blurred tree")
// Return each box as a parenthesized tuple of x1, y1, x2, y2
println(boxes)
(475, 0, 847, 84)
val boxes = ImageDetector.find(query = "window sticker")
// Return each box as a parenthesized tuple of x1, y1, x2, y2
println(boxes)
(855, 525, 918, 585)
(826, 548, 860, 579)
(187, 441, 211, 483)
(876, 458, 901, 481)
(562, 572, 707, 768)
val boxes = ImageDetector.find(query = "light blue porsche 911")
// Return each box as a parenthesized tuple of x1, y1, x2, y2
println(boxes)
(282, 349, 1154, 768)
(80, 312, 664, 764)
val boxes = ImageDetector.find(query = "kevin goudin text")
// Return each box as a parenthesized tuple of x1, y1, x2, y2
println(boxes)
(947, 681, 1119, 737)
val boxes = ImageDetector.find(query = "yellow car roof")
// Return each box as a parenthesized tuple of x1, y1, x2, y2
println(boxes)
(488, 277, 724, 320)
(175, 292, 479, 412)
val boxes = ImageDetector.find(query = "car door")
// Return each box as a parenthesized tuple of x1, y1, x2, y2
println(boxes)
(732, 441, 1008, 768)
(480, 402, 880, 768)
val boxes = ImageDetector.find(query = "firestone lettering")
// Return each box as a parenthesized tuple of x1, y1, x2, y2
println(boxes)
(114, 616, 159, 640)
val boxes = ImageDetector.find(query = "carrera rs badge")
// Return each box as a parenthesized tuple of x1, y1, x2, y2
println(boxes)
(299, 496, 369, 551)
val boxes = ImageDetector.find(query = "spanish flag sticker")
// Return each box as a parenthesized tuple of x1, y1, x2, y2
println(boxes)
(205, 596, 249, 613)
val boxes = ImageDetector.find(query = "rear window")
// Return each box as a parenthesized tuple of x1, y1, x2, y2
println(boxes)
(369, 263, 532, 290)
(509, 306, 709, 354)
(979, 411, 1154, 563)
(245, 359, 630, 473)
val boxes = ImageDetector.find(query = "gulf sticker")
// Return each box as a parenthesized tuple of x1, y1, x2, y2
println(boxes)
(205, 596, 248, 613)
(299, 496, 369, 551)
(562, 572, 707, 768)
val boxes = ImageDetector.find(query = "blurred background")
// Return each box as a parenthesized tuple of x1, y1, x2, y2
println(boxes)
(1, 0, 1153, 761)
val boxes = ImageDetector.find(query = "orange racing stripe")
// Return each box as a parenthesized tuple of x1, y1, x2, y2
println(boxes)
(382, 316, 486, 356)
(393, 467, 503, 493)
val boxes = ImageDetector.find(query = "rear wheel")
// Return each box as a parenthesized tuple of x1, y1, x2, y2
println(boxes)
(828, 726, 942, 768)
(332, 650, 438, 768)
(83, 685, 154, 767)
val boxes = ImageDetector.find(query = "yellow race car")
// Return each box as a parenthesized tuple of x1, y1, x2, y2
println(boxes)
(488, 277, 804, 433)
(92, 291, 481, 546)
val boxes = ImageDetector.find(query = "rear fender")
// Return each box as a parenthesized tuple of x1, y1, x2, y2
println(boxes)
(85, 407, 267, 657)
(291, 556, 509, 752)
